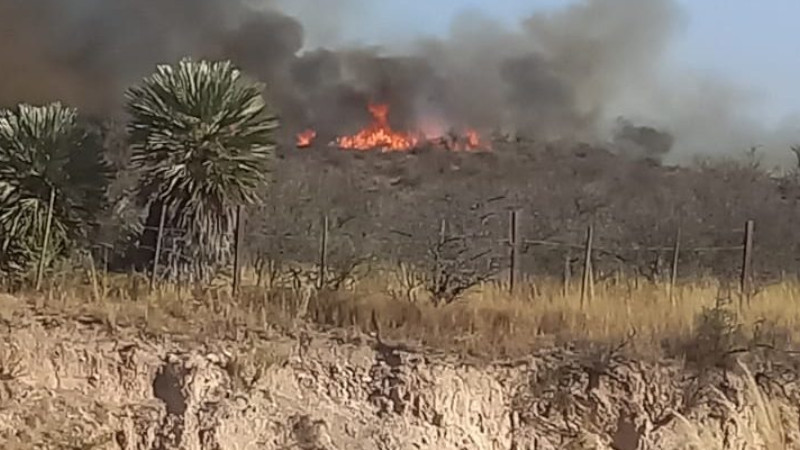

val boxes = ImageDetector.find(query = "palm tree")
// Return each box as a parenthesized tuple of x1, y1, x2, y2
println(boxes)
(0, 103, 109, 284)
(125, 58, 279, 283)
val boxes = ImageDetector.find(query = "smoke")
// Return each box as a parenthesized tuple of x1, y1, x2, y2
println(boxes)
(0, 0, 298, 114)
(0, 0, 795, 162)
(612, 119, 675, 162)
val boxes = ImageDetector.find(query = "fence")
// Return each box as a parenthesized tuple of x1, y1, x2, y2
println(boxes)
(125, 207, 758, 306)
(8, 185, 765, 310)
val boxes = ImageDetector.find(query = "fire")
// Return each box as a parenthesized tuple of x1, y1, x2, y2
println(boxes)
(334, 103, 419, 151)
(296, 129, 316, 148)
(295, 103, 490, 153)
(429, 128, 486, 152)
(465, 129, 481, 150)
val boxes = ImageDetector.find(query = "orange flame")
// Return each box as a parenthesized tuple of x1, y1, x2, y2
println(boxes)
(431, 128, 486, 152)
(464, 129, 481, 150)
(296, 129, 317, 148)
(334, 103, 419, 151)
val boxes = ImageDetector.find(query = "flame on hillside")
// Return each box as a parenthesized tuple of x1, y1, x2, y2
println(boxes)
(295, 102, 489, 152)
(296, 129, 316, 148)
(335, 103, 419, 151)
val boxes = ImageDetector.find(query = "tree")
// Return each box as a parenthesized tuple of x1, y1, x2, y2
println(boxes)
(125, 58, 279, 283)
(0, 103, 109, 284)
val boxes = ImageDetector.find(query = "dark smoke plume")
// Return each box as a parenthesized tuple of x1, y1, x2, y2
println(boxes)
(0, 0, 793, 162)
(612, 119, 675, 163)
(0, 0, 298, 114)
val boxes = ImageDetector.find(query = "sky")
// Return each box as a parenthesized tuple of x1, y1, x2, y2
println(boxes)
(311, 0, 799, 125)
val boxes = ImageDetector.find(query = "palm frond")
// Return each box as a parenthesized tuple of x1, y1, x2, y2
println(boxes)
(125, 58, 279, 281)
(0, 103, 109, 280)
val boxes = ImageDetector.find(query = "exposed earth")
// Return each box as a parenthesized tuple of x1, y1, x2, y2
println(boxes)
(0, 293, 795, 449)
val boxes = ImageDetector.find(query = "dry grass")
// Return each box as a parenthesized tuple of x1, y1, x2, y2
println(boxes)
(9, 269, 800, 359)
(670, 361, 789, 449)
(306, 275, 800, 357)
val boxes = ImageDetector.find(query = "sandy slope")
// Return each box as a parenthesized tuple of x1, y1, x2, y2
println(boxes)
(0, 294, 796, 449)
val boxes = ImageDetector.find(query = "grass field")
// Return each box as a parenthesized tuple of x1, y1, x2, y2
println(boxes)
(10, 269, 800, 361)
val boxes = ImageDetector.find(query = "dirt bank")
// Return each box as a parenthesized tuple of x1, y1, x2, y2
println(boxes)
(0, 294, 796, 449)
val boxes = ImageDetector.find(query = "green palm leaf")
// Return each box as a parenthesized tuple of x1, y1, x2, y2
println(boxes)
(0, 103, 109, 281)
(125, 58, 278, 281)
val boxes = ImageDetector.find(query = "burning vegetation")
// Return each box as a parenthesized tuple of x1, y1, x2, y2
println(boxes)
(296, 129, 316, 148)
(296, 102, 488, 152)
(2, 0, 793, 161)
(334, 103, 419, 151)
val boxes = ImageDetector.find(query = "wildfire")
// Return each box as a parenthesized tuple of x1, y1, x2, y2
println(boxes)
(295, 102, 490, 152)
(296, 129, 317, 148)
(465, 130, 481, 149)
(429, 128, 485, 152)
(335, 103, 419, 151)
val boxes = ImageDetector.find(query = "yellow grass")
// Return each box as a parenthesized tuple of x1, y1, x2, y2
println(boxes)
(670, 362, 789, 449)
(10, 270, 800, 359)
(301, 276, 800, 357)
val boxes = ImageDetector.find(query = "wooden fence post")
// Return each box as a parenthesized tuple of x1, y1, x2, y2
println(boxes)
(580, 225, 594, 308)
(669, 226, 681, 306)
(170, 238, 178, 285)
(176, 246, 184, 301)
(508, 210, 520, 294)
(233, 205, 244, 297)
(563, 250, 571, 297)
(317, 214, 329, 290)
(35, 187, 56, 291)
(740, 220, 754, 304)
(432, 218, 447, 296)
(149, 204, 167, 292)
(103, 245, 109, 299)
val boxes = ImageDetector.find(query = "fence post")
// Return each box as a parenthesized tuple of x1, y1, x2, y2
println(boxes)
(103, 245, 110, 299)
(317, 214, 329, 290)
(233, 205, 244, 297)
(580, 225, 594, 308)
(740, 220, 754, 305)
(669, 226, 681, 306)
(508, 210, 520, 294)
(563, 250, 571, 297)
(149, 204, 167, 292)
(35, 187, 56, 291)
(176, 246, 184, 300)
(432, 218, 447, 296)
(170, 238, 178, 285)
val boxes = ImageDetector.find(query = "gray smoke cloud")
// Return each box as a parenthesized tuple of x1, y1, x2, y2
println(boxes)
(0, 0, 794, 163)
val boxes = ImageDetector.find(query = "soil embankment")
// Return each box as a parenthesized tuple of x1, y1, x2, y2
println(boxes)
(0, 294, 795, 449)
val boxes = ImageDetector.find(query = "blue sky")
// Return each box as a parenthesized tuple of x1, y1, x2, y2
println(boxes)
(328, 0, 799, 124)
(670, 0, 799, 123)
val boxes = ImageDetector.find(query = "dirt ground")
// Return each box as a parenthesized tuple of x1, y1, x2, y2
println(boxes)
(0, 292, 796, 449)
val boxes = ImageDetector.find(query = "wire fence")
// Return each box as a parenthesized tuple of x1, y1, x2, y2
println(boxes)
(115, 207, 758, 304)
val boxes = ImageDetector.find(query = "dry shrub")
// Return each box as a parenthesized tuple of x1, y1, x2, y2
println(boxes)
(669, 362, 789, 450)
(663, 297, 748, 372)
